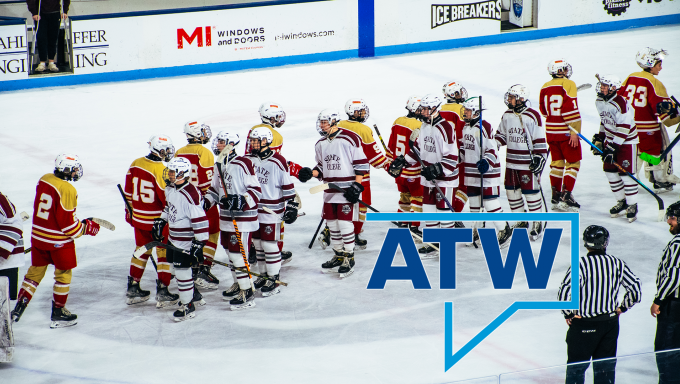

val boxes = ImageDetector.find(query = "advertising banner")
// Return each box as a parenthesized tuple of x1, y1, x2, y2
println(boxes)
(0, 23, 29, 81)
(539, 0, 679, 28)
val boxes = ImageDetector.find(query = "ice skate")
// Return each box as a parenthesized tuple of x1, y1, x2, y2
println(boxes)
(253, 273, 269, 290)
(191, 285, 206, 307)
(195, 265, 219, 289)
(395, 222, 409, 228)
(529, 221, 544, 241)
(155, 279, 180, 308)
(173, 302, 196, 322)
(609, 199, 628, 217)
(230, 288, 256, 310)
(454, 222, 466, 228)
(260, 275, 280, 297)
(317, 225, 330, 249)
(11, 297, 28, 323)
(222, 283, 240, 300)
(281, 251, 293, 265)
(467, 223, 485, 248)
(126, 276, 150, 305)
(626, 203, 638, 223)
(338, 253, 355, 279)
(354, 234, 367, 250)
(497, 222, 513, 249)
(653, 181, 674, 193)
(409, 224, 423, 243)
(512, 221, 529, 230)
(321, 250, 345, 274)
(550, 187, 564, 211)
(418, 244, 439, 259)
(559, 191, 580, 212)
(50, 302, 77, 329)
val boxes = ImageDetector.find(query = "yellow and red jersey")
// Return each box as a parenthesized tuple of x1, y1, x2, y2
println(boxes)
(176, 143, 215, 195)
(439, 103, 466, 153)
(124, 156, 167, 231)
(618, 71, 672, 135)
(31, 174, 83, 250)
(539, 78, 582, 142)
(387, 116, 421, 178)
(244, 123, 284, 154)
(337, 120, 387, 182)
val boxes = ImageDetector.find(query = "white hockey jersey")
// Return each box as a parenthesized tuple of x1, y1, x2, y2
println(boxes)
(0, 192, 24, 270)
(495, 107, 548, 170)
(405, 115, 458, 188)
(161, 182, 209, 251)
(248, 151, 296, 224)
(313, 128, 369, 204)
(595, 94, 639, 146)
(206, 154, 262, 233)
(461, 120, 501, 187)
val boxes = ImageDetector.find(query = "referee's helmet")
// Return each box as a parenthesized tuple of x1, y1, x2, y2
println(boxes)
(583, 225, 609, 250)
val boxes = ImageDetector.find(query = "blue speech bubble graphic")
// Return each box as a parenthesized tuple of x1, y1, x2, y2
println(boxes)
(366, 212, 580, 371)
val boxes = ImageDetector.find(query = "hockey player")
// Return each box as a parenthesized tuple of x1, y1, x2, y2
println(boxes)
(539, 59, 583, 212)
(335, 99, 389, 249)
(389, 94, 458, 257)
(123, 135, 179, 308)
(11, 154, 100, 328)
(0, 191, 25, 301)
(246, 127, 298, 296)
(205, 131, 262, 310)
(386, 96, 423, 235)
(460, 98, 512, 248)
(176, 121, 221, 290)
(154, 157, 209, 321)
(593, 75, 640, 223)
(298, 109, 369, 278)
(619, 48, 680, 192)
(440, 81, 470, 215)
(495, 84, 547, 239)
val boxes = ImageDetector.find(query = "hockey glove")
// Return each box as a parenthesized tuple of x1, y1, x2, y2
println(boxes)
(422, 162, 444, 181)
(529, 155, 546, 175)
(282, 201, 299, 224)
(476, 159, 490, 175)
(343, 182, 364, 204)
(298, 167, 314, 183)
(591, 134, 604, 156)
(81, 218, 100, 236)
(203, 197, 213, 211)
(387, 155, 407, 178)
(657, 101, 679, 118)
(152, 218, 167, 242)
(221, 194, 247, 211)
(288, 161, 303, 179)
(601, 142, 618, 164)
(190, 239, 205, 266)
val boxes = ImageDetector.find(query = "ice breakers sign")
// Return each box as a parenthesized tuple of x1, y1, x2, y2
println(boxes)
(366, 212, 580, 371)
(431, 0, 502, 29)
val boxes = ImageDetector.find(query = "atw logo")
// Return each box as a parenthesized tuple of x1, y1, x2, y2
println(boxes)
(367, 212, 580, 371)
(177, 27, 212, 49)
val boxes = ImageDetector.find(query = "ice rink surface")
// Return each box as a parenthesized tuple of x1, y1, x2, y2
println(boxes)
(1, 25, 679, 383)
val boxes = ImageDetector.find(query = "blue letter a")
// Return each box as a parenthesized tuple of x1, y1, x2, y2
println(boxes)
(367, 228, 430, 289)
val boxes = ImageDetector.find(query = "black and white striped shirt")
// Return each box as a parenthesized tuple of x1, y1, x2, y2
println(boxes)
(557, 252, 641, 319)
(655, 234, 680, 305)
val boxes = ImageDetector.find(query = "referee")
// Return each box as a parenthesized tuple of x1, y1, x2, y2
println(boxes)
(557, 225, 641, 384)
(653, 201, 680, 384)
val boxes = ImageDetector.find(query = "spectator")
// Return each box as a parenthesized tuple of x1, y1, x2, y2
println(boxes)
(27, 0, 70, 73)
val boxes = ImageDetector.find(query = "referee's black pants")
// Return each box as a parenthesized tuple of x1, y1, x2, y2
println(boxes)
(565, 314, 618, 384)
(655, 298, 680, 384)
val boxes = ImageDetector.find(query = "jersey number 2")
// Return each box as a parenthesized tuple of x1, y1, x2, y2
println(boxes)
(131, 177, 155, 203)
(36, 193, 52, 220)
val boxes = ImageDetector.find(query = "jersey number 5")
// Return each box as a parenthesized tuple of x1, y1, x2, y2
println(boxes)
(623, 85, 647, 108)
(395, 134, 407, 156)
(36, 193, 52, 220)
(131, 177, 155, 203)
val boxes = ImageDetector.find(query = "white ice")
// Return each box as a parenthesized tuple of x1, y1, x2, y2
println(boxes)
(0, 25, 679, 383)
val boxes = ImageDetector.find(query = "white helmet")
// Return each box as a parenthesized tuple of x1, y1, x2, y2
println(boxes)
(164, 157, 192, 185)
(211, 131, 241, 155)
(316, 109, 340, 136)
(344, 99, 370, 123)
(406, 95, 421, 114)
(547, 58, 573, 79)
(504, 84, 530, 111)
(596, 74, 622, 99)
(54, 153, 83, 181)
(420, 94, 443, 112)
(462, 97, 486, 122)
(636, 47, 667, 69)
(148, 135, 175, 162)
(248, 127, 274, 153)
(183, 121, 212, 144)
(259, 103, 286, 128)
(442, 81, 468, 103)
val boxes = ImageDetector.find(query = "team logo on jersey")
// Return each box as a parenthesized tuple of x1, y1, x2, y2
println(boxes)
(325, 154, 342, 170)
(230, 235, 238, 244)
(622, 160, 630, 168)
(265, 225, 273, 235)
(512, 0, 522, 18)
(431, 1, 502, 29)
(435, 193, 442, 202)
(602, 0, 630, 17)
(521, 175, 530, 185)
(342, 205, 351, 215)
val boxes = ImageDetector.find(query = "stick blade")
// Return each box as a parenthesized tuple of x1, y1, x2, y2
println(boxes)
(577, 83, 592, 92)
(216, 143, 234, 164)
(309, 183, 329, 194)
(92, 218, 115, 231)
(133, 244, 152, 258)
(20, 211, 29, 222)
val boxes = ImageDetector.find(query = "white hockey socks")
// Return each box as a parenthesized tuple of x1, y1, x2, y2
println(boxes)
(621, 174, 638, 205)
(507, 189, 525, 213)
(253, 238, 267, 274)
(262, 239, 281, 276)
(525, 192, 543, 213)
(606, 172, 626, 201)
(338, 219, 355, 253)
(174, 268, 194, 305)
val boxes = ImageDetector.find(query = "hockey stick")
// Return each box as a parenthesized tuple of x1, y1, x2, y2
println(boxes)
(576, 83, 592, 92)
(308, 217, 325, 249)
(117, 184, 157, 271)
(516, 112, 549, 235)
(262, 206, 306, 221)
(20, 212, 29, 222)
(640, 96, 680, 165)
(373, 124, 393, 157)
(309, 183, 329, 194)
(23, 217, 114, 255)
(327, 183, 438, 250)
(407, 130, 455, 212)
(569, 127, 665, 220)
(210, 259, 288, 286)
